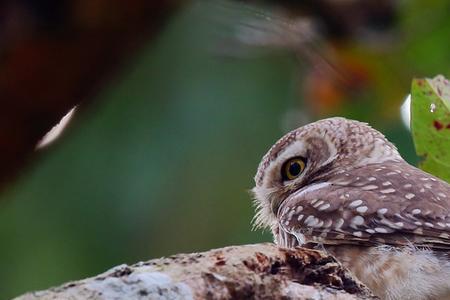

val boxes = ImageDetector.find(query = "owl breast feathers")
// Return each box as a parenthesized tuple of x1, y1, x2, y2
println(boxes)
(252, 117, 450, 300)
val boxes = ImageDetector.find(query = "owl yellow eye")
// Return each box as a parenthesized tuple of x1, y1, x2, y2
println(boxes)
(282, 157, 306, 181)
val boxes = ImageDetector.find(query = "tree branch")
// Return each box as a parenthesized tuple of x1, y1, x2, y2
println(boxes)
(15, 243, 376, 299)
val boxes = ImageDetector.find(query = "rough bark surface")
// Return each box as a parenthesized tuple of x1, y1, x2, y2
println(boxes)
(15, 243, 376, 300)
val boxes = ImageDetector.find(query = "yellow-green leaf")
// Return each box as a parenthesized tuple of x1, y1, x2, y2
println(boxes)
(411, 75, 450, 183)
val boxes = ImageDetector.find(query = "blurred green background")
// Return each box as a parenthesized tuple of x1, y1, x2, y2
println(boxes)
(1, 0, 450, 298)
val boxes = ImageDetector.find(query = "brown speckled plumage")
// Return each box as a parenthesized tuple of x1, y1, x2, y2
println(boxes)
(252, 117, 450, 300)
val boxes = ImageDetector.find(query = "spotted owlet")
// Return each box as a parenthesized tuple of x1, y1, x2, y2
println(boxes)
(252, 117, 450, 300)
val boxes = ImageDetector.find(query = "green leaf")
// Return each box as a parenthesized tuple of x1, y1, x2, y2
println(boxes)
(411, 75, 450, 183)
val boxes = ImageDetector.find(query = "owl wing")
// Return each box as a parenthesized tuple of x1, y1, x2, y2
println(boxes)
(278, 162, 450, 250)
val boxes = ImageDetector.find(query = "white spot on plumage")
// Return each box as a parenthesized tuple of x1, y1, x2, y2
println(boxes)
(297, 214, 304, 221)
(353, 231, 363, 237)
(310, 199, 319, 205)
(403, 183, 412, 188)
(412, 209, 421, 215)
(313, 200, 324, 208)
(356, 206, 368, 213)
(380, 188, 395, 194)
(318, 203, 331, 211)
(351, 216, 365, 226)
(362, 185, 378, 190)
(287, 209, 295, 219)
(368, 177, 376, 181)
(424, 222, 434, 228)
(375, 227, 389, 233)
(377, 208, 388, 215)
(335, 218, 344, 229)
(313, 220, 324, 228)
(414, 228, 423, 234)
(405, 193, 415, 199)
(394, 222, 404, 227)
(349, 199, 363, 208)
(304, 215, 317, 226)
(382, 181, 392, 186)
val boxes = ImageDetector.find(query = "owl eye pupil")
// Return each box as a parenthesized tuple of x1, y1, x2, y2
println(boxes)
(289, 162, 301, 176)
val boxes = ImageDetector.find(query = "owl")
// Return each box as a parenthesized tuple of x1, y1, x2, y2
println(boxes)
(252, 117, 450, 300)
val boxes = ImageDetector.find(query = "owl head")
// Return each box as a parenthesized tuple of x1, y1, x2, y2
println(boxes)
(252, 117, 402, 232)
